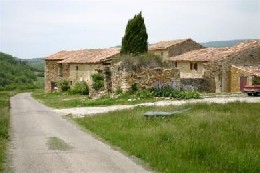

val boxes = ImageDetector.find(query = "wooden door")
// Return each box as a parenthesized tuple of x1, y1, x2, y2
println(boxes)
(240, 76, 247, 91)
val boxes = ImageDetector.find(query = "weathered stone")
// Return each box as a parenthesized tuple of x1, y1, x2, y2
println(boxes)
(111, 65, 180, 92)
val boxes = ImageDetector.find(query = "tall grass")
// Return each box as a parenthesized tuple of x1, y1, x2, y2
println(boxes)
(74, 103, 260, 173)
(0, 91, 14, 172)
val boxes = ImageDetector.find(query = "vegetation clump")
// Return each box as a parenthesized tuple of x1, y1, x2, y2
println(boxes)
(151, 82, 201, 99)
(69, 81, 89, 95)
(57, 79, 70, 92)
(121, 11, 148, 55)
(0, 92, 14, 171)
(91, 73, 104, 91)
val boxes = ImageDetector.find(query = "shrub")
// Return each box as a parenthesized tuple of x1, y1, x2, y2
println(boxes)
(151, 81, 201, 99)
(115, 87, 123, 95)
(57, 79, 70, 92)
(91, 73, 104, 91)
(130, 83, 138, 93)
(69, 81, 89, 95)
(136, 89, 153, 99)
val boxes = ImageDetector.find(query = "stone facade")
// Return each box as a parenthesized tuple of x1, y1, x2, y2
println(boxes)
(180, 78, 208, 92)
(111, 65, 180, 92)
(230, 66, 253, 92)
(203, 46, 260, 93)
(69, 64, 102, 85)
(176, 62, 205, 78)
(44, 60, 70, 92)
(149, 39, 203, 61)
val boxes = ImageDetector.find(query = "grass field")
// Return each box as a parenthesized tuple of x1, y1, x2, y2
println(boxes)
(32, 89, 160, 108)
(0, 91, 15, 172)
(74, 103, 260, 173)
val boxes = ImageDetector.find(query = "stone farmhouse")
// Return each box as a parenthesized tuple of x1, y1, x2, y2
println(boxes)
(148, 39, 203, 61)
(44, 39, 260, 94)
(45, 48, 119, 92)
(170, 40, 260, 93)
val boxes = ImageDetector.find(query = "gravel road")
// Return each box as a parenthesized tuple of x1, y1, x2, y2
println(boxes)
(55, 95, 260, 117)
(9, 93, 150, 173)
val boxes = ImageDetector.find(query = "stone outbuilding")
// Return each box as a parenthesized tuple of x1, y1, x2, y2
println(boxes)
(204, 40, 260, 93)
(148, 38, 204, 61)
(169, 40, 260, 93)
(170, 48, 227, 78)
(230, 65, 260, 92)
(45, 48, 119, 92)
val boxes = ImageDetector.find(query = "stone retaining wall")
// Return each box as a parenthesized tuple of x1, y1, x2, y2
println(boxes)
(111, 65, 180, 92)
(180, 78, 208, 92)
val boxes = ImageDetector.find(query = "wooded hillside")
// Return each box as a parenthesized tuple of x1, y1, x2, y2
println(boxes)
(0, 52, 37, 90)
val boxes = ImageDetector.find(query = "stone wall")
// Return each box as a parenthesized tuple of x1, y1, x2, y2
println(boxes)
(203, 46, 260, 93)
(45, 60, 70, 92)
(180, 78, 208, 92)
(149, 39, 203, 61)
(230, 66, 253, 92)
(177, 62, 205, 78)
(111, 65, 180, 92)
(167, 39, 204, 58)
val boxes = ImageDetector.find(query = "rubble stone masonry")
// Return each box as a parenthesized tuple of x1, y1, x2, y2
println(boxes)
(111, 65, 180, 92)
(44, 60, 69, 92)
(203, 46, 260, 93)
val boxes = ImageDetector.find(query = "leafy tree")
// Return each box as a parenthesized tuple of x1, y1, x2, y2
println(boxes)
(121, 11, 148, 55)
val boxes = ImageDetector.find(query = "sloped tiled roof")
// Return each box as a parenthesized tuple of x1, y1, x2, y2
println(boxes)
(46, 48, 120, 64)
(45, 50, 77, 60)
(232, 65, 260, 77)
(170, 48, 227, 62)
(148, 39, 192, 51)
(170, 40, 260, 62)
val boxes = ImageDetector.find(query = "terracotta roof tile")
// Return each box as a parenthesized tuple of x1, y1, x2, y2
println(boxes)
(232, 65, 260, 77)
(148, 39, 191, 50)
(170, 48, 227, 62)
(46, 48, 120, 63)
(170, 40, 260, 62)
(45, 50, 77, 60)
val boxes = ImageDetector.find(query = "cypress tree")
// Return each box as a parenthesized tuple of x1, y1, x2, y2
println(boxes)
(121, 11, 148, 55)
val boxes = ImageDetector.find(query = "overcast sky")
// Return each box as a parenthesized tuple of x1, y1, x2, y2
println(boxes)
(0, 0, 259, 59)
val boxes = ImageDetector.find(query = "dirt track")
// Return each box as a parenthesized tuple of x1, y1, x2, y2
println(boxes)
(55, 95, 260, 117)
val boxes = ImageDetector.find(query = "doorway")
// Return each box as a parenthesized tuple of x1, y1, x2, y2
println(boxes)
(239, 76, 247, 92)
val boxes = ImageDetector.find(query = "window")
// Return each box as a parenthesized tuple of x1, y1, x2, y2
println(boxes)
(190, 63, 198, 71)
(174, 62, 178, 68)
(58, 64, 62, 77)
(76, 66, 78, 71)
(161, 52, 164, 57)
(194, 63, 198, 70)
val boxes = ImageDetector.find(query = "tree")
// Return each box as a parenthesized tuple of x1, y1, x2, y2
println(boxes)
(121, 11, 148, 55)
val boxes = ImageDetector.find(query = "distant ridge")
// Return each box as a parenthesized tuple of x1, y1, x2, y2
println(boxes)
(200, 39, 250, 48)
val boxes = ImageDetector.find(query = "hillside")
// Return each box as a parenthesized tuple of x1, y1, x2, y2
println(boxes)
(0, 52, 37, 90)
(200, 39, 248, 48)
(23, 58, 45, 72)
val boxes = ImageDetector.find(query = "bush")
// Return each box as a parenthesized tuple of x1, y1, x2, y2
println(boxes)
(57, 79, 70, 92)
(136, 89, 153, 99)
(69, 81, 89, 95)
(91, 73, 104, 91)
(130, 83, 138, 93)
(115, 87, 123, 95)
(151, 81, 201, 99)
